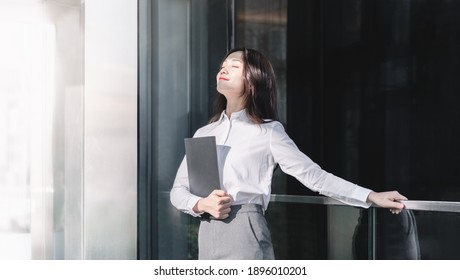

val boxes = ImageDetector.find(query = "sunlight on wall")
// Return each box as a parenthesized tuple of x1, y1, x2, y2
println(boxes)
(0, 1, 55, 259)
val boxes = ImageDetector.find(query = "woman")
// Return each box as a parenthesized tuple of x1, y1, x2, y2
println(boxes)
(170, 47, 407, 260)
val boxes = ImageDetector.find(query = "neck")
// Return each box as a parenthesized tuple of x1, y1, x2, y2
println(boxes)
(225, 99, 245, 118)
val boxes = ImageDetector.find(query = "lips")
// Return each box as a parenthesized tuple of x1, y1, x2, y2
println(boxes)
(219, 77, 229, 81)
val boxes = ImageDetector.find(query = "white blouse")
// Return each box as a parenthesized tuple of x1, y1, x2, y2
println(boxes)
(170, 109, 372, 217)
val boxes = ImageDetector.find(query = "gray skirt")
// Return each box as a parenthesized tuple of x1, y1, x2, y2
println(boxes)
(198, 204, 275, 260)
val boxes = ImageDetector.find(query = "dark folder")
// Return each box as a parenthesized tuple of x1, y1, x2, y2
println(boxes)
(184, 136, 221, 198)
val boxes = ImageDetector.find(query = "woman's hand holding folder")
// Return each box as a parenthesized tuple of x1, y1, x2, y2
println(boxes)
(193, 190, 233, 219)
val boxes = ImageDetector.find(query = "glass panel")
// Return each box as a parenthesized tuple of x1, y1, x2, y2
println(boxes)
(138, 0, 460, 261)
(234, 0, 288, 124)
(138, 0, 230, 259)
(285, 0, 460, 200)
(356, 208, 421, 260)
(268, 202, 460, 260)
(1, 0, 137, 260)
(46, 0, 84, 260)
(180, 200, 460, 260)
(84, 0, 137, 259)
(231, 0, 460, 261)
(234, 0, 460, 199)
(0, 1, 41, 259)
(0, 0, 84, 260)
(152, 0, 193, 260)
(374, 208, 460, 260)
(263, 202, 365, 260)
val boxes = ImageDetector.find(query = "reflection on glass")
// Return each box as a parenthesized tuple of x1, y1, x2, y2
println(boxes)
(266, 203, 361, 260)
(353, 209, 421, 260)
(399, 210, 460, 260)
(0, 0, 83, 259)
(0, 1, 46, 260)
(234, 0, 287, 124)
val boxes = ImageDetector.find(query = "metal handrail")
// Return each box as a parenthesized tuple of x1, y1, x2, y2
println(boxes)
(270, 194, 460, 213)
(162, 191, 460, 213)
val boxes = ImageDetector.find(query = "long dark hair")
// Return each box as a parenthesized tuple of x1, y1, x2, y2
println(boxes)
(209, 47, 278, 124)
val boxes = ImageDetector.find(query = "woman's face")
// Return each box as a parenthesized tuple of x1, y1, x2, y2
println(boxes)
(216, 51, 245, 98)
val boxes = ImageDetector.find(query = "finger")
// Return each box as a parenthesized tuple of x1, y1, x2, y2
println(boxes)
(217, 213, 229, 220)
(391, 200, 405, 210)
(390, 191, 408, 201)
(382, 197, 405, 209)
(213, 195, 231, 206)
(211, 189, 227, 197)
(218, 197, 233, 205)
(215, 201, 232, 210)
(219, 202, 233, 210)
(212, 208, 231, 219)
(219, 207, 231, 214)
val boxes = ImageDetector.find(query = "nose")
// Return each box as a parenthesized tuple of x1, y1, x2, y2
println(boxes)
(219, 66, 228, 74)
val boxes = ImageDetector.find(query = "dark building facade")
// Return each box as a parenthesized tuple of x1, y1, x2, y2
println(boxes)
(139, 0, 460, 260)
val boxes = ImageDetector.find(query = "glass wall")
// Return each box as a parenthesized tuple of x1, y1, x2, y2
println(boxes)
(138, 0, 231, 260)
(356, 207, 460, 260)
(0, 0, 44, 259)
(0, 0, 137, 260)
(0, 0, 84, 259)
(233, 0, 460, 197)
(230, 0, 460, 259)
(139, 0, 460, 260)
(84, 0, 137, 260)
